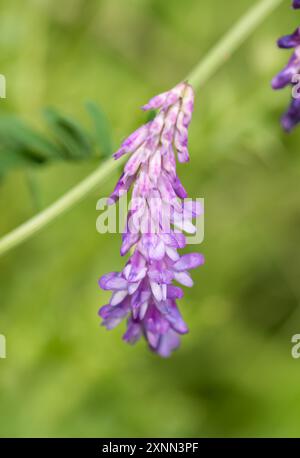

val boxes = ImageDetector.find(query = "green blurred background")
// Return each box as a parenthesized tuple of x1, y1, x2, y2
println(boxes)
(1, 0, 300, 438)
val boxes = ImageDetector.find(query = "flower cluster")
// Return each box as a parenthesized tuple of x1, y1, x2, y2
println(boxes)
(272, 1, 300, 131)
(98, 82, 204, 357)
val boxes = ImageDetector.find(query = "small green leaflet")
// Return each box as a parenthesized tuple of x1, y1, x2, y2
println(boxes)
(0, 102, 114, 177)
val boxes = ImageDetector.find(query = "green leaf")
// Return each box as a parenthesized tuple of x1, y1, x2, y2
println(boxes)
(0, 116, 60, 172)
(43, 107, 93, 160)
(0, 102, 114, 179)
(86, 101, 113, 158)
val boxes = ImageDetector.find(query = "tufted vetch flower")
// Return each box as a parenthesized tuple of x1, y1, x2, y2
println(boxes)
(98, 82, 204, 357)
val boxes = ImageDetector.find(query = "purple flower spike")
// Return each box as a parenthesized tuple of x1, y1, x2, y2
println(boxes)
(272, 5, 300, 131)
(98, 82, 204, 357)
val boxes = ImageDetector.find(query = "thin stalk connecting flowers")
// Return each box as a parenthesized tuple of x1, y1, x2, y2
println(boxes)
(272, 0, 300, 131)
(98, 82, 204, 357)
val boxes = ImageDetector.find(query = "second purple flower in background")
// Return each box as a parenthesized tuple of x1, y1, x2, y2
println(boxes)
(272, 0, 300, 131)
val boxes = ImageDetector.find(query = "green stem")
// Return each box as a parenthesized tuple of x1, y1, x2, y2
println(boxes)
(0, 0, 283, 257)
(0, 159, 122, 256)
(187, 0, 284, 88)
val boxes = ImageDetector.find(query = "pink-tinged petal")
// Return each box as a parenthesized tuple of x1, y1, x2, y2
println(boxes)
(165, 245, 180, 261)
(181, 85, 194, 123)
(161, 232, 186, 249)
(99, 305, 129, 330)
(160, 233, 176, 247)
(110, 290, 128, 306)
(183, 200, 203, 217)
(162, 302, 188, 334)
(169, 317, 188, 334)
(127, 205, 146, 235)
(161, 102, 180, 147)
(167, 285, 184, 299)
(139, 204, 150, 234)
(115, 123, 150, 156)
(156, 330, 181, 358)
(125, 256, 147, 283)
(177, 146, 190, 163)
(139, 301, 149, 319)
(124, 146, 144, 176)
(142, 93, 168, 111)
(147, 265, 161, 282)
(142, 82, 186, 111)
(158, 173, 177, 204)
(122, 264, 131, 281)
(148, 238, 165, 261)
(150, 281, 163, 302)
(148, 193, 163, 232)
(162, 145, 176, 178)
(173, 176, 187, 198)
(174, 271, 194, 287)
(147, 329, 160, 349)
(129, 267, 147, 283)
(99, 272, 127, 290)
(107, 173, 134, 205)
(149, 111, 165, 135)
(137, 169, 152, 197)
(175, 127, 188, 150)
(174, 253, 205, 271)
(128, 281, 140, 295)
(113, 147, 127, 160)
(173, 215, 197, 234)
(120, 232, 140, 256)
(123, 321, 142, 344)
(99, 273, 128, 291)
(149, 149, 162, 183)
(161, 269, 174, 284)
(131, 288, 142, 309)
(173, 232, 186, 248)
(161, 284, 167, 301)
(98, 305, 110, 318)
(141, 136, 159, 164)
(128, 250, 147, 273)
(164, 82, 186, 109)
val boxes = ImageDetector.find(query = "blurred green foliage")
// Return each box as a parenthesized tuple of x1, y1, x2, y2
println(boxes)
(0, 103, 112, 176)
(0, 0, 300, 438)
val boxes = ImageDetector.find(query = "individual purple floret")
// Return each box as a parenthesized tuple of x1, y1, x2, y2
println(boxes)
(272, 26, 300, 91)
(281, 96, 300, 131)
(293, 0, 300, 9)
(98, 82, 204, 357)
(277, 28, 300, 49)
(272, 4, 300, 131)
